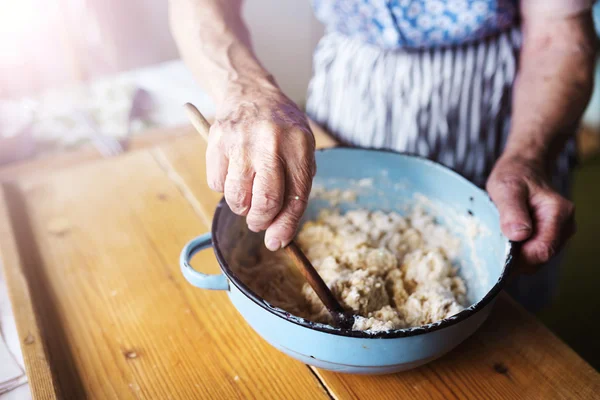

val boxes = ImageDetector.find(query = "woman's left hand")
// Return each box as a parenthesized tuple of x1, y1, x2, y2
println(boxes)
(486, 155, 576, 272)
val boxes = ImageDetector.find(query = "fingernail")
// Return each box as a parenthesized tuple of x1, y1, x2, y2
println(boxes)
(266, 237, 281, 251)
(510, 224, 531, 233)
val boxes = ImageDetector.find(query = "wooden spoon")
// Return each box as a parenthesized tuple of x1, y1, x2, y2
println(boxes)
(183, 103, 354, 329)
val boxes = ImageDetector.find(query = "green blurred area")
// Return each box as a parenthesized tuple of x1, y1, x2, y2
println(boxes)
(538, 154, 600, 371)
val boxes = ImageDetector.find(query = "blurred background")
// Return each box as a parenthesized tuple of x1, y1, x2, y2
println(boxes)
(0, 0, 599, 370)
(0, 0, 324, 160)
(0, 1, 599, 159)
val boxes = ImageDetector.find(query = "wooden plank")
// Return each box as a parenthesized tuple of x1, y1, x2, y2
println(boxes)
(311, 294, 599, 400)
(1, 151, 329, 399)
(0, 125, 193, 184)
(0, 188, 59, 399)
(158, 127, 600, 399)
(5, 118, 598, 398)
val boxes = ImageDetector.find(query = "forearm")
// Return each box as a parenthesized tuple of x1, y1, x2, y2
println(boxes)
(168, 0, 276, 105)
(503, 12, 598, 168)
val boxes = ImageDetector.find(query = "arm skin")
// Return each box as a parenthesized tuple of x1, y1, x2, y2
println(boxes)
(487, 8, 598, 270)
(169, 0, 316, 251)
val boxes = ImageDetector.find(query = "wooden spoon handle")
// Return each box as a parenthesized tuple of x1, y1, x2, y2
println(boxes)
(184, 102, 210, 142)
(284, 242, 346, 315)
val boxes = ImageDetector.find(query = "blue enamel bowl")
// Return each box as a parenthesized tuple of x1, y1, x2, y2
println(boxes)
(180, 148, 516, 374)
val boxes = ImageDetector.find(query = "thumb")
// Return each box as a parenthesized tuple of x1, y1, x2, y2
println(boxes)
(487, 179, 533, 242)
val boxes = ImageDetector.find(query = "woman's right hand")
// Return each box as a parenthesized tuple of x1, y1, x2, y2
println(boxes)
(207, 78, 316, 251)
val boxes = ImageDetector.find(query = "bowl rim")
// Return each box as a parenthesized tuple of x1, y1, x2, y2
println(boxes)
(211, 147, 519, 339)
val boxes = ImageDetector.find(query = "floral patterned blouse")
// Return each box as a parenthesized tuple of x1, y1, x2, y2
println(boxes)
(312, 0, 515, 49)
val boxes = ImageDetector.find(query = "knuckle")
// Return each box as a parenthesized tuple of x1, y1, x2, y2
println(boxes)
(290, 169, 313, 197)
(277, 219, 299, 240)
(536, 243, 557, 263)
(286, 197, 308, 222)
(228, 148, 248, 166)
(487, 170, 520, 188)
(251, 192, 283, 218)
(208, 125, 229, 148)
(299, 158, 314, 177)
(206, 167, 225, 193)
(545, 195, 575, 222)
(257, 120, 279, 134)
(257, 150, 284, 170)
(211, 119, 226, 131)
(208, 178, 224, 192)
(497, 176, 526, 191)
(226, 187, 251, 213)
(208, 123, 223, 138)
(260, 134, 280, 155)
(271, 201, 305, 238)
(212, 118, 236, 134)
(296, 129, 316, 152)
(228, 151, 253, 175)
(232, 188, 251, 206)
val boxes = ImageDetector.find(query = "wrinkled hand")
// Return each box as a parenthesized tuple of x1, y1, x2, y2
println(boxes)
(486, 155, 576, 272)
(207, 80, 316, 251)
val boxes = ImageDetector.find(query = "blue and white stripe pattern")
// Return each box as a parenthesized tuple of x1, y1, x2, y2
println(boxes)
(306, 28, 574, 194)
(311, 0, 518, 49)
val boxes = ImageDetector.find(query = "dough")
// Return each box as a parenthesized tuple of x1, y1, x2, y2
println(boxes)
(232, 207, 467, 332)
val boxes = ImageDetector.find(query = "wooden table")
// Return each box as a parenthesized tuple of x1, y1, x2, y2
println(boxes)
(1, 124, 598, 399)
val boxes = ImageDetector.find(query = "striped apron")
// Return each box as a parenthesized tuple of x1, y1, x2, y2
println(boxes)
(306, 28, 576, 312)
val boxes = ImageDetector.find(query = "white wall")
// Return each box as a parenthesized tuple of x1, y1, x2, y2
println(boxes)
(0, 0, 324, 106)
(243, 1, 324, 105)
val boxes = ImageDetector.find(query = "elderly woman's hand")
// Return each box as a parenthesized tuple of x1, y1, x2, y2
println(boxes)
(207, 79, 316, 251)
(486, 155, 576, 272)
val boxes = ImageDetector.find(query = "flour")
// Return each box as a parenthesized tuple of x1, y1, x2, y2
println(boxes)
(232, 207, 468, 332)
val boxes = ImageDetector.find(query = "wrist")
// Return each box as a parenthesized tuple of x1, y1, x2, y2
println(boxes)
(228, 73, 279, 93)
(501, 128, 554, 168)
(501, 145, 547, 166)
(497, 148, 548, 175)
(217, 74, 282, 108)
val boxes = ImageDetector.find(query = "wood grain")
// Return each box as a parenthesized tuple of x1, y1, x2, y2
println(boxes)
(0, 189, 59, 399)
(1, 151, 328, 399)
(2, 121, 599, 399)
(310, 294, 600, 400)
(0, 125, 193, 184)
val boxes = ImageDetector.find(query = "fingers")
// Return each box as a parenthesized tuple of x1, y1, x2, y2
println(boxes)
(224, 151, 254, 216)
(246, 156, 285, 233)
(264, 154, 314, 251)
(206, 141, 228, 192)
(264, 195, 309, 251)
(520, 193, 576, 267)
(487, 177, 533, 242)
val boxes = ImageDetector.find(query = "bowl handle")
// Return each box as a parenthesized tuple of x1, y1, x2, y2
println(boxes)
(180, 233, 229, 290)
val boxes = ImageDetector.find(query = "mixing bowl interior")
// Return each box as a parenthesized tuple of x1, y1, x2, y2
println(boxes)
(213, 148, 512, 333)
